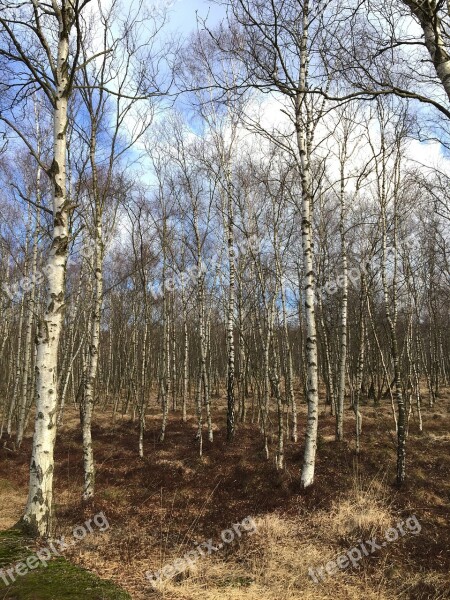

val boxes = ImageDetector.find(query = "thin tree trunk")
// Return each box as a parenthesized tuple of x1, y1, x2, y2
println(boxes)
(23, 15, 72, 534)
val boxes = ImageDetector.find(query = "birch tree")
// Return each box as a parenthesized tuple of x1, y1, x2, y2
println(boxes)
(74, 0, 161, 499)
(219, 0, 334, 487)
(0, 0, 93, 536)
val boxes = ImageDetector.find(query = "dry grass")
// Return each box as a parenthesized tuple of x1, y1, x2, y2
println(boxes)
(68, 472, 448, 600)
(147, 507, 395, 600)
(316, 473, 392, 541)
(0, 476, 25, 530)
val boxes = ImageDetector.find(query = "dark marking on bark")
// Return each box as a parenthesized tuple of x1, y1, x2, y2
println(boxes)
(49, 159, 60, 176)
(54, 183, 64, 199)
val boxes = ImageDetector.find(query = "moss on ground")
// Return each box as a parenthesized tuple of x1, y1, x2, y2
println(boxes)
(0, 529, 130, 599)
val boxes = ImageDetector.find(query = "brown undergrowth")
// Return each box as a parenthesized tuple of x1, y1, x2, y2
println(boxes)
(0, 388, 449, 599)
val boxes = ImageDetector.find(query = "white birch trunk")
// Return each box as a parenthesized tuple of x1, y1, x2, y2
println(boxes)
(403, 1, 450, 101)
(23, 22, 71, 534)
(296, 0, 319, 489)
(226, 166, 236, 442)
(336, 164, 348, 442)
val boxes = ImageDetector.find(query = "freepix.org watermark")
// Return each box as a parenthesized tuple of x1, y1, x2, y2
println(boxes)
(308, 514, 421, 584)
(145, 516, 257, 587)
(0, 511, 109, 587)
(1, 244, 95, 303)
(148, 235, 261, 301)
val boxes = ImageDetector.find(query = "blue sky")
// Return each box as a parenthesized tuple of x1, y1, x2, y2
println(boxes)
(164, 0, 226, 35)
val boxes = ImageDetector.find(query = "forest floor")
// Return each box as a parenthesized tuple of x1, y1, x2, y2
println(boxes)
(0, 388, 449, 600)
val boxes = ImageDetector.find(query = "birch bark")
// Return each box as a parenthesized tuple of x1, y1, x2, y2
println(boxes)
(24, 6, 74, 535)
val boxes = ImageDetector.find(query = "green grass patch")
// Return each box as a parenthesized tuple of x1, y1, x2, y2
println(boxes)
(216, 575, 254, 588)
(0, 529, 131, 599)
